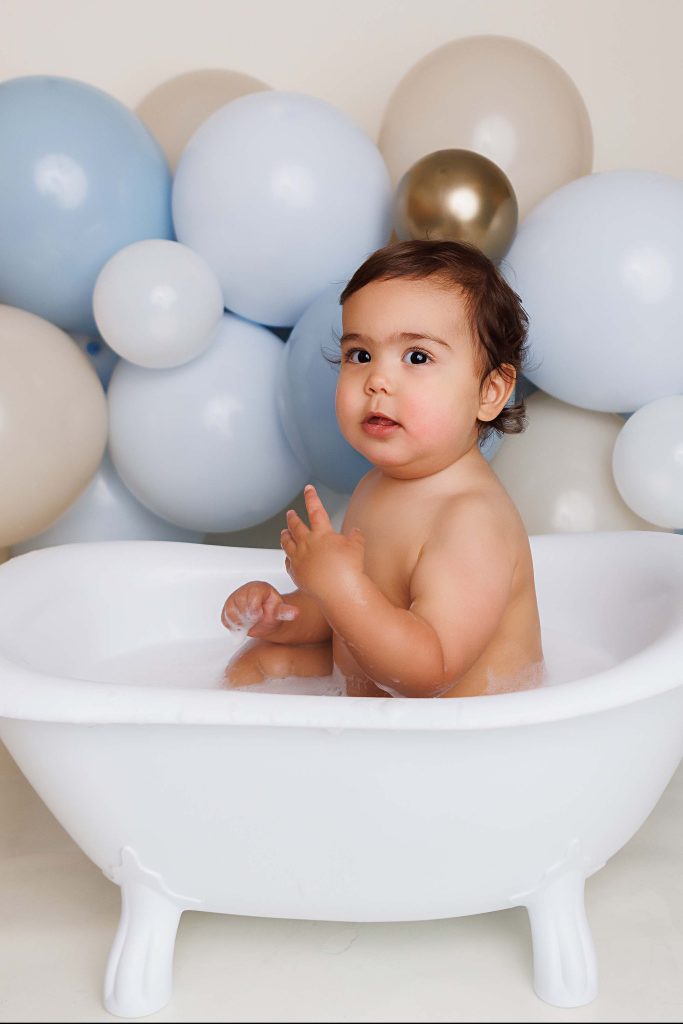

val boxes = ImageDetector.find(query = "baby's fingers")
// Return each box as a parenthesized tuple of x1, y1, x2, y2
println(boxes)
(221, 600, 243, 631)
(222, 593, 263, 632)
(262, 589, 299, 624)
(303, 483, 333, 531)
(276, 604, 299, 621)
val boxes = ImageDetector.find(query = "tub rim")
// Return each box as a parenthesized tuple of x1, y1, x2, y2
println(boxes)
(0, 531, 681, 732)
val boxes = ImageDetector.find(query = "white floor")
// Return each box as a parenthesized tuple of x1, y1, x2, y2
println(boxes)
(1, 739, 682, 1024)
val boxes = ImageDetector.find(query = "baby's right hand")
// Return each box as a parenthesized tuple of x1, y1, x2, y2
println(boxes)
(220, 581, 300, 638)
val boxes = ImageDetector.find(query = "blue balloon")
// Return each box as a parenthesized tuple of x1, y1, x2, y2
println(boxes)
(0, 76, 173, 334)
(172, 90, 393, 326)
(275, 282, 374, 494)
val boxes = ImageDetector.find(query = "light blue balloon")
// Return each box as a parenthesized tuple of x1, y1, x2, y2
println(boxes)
(275, 282, 374, 493)
(500, 169, 683, 412)
(515, 372, 539, 403)
(0, 76, 173, 334)
(108, 312, 308, 534)
(172, 90, 393, 326)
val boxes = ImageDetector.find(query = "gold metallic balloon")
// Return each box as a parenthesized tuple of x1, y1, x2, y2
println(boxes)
(392, 148, 518, 261)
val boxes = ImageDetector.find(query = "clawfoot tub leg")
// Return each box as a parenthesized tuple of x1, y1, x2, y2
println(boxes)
(104, 880, 182, 1018)
(103, 846, 201, 1018)
(523, 869, 598, 1008)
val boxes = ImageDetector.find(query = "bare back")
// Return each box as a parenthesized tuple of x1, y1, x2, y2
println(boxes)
(335, 462, 545, 698)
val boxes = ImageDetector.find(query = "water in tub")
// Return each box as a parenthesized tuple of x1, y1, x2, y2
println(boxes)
(81, 599, 616, 697)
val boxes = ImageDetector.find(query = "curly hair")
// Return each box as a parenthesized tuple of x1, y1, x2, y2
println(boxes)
(323, 238, 537, 447)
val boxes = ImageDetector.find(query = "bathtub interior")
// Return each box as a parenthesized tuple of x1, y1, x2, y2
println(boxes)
(0, 532, 681, 694)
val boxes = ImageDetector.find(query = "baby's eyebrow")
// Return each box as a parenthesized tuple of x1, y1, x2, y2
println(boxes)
(339, 331, 451, 349)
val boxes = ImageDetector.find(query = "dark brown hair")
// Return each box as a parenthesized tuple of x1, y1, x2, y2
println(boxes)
(324, 239, 537, 447)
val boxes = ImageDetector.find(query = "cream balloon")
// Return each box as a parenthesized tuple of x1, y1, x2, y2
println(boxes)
(0, 305, 108, 547)
(379, 34, 593, 222)
(612, 396, 683, 530)
(489, 391, 670, 535)
(135, 69, 271, 173)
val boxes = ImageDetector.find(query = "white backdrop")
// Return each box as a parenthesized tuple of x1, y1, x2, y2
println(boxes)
(3, 0, 682, 179)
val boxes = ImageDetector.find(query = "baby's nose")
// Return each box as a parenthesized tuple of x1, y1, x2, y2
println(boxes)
(365, 370, 392, 392)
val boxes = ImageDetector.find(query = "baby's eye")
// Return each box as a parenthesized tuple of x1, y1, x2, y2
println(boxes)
(403, 348, 432, 365)
(343, 347, 370, 364)
(343, 347, 432, 365)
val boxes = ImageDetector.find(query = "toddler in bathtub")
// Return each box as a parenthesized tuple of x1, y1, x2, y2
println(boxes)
(221, 239, 546, 698)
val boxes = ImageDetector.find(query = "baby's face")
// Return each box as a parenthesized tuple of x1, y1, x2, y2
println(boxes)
(336, 276, 488, 477)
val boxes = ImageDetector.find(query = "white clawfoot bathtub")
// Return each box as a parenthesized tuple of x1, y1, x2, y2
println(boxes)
(1, 532, 682, 1018)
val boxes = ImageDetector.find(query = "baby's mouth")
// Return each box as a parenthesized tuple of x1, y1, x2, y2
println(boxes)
(364, 415, 400, 426)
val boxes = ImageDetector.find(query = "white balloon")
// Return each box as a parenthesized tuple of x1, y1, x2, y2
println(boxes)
(501, 170, 683, 412)
(10, 450, 201, 554)
(107, 312, 309, 533)
(490, 391, 670, 534)
(612, 395, 683, 530)
(93, 239, 224, 368)
(172, 90, 392, 326)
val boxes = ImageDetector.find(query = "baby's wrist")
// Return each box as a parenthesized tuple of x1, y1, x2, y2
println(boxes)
(315, 568, 367, 613)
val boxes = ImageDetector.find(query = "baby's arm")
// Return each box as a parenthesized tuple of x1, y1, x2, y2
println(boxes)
(263, 588, 332, 645)
(404, 498, 514, 694)
(316, 497, 513, 697)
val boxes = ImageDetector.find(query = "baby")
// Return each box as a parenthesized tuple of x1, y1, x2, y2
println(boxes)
(221, 239, 545, 698)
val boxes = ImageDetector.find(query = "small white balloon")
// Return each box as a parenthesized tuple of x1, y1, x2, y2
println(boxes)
(93, 239, 224, 368)
(612, 395, 683, 530)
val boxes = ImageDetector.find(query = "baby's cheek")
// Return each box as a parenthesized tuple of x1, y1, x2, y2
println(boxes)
(335, 388, 359, 439)
(409, 400, 454, 441)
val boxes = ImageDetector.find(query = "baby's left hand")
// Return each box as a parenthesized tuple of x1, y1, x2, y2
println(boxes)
(280, 484, 366, 599)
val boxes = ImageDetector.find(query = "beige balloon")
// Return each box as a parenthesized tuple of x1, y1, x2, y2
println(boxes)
(135, 69, 271, 173)
(0, 305, 108, 547)
(379, 35, 593, 222)
(489, 391, 671, 535)
(393, 148, 518, 261)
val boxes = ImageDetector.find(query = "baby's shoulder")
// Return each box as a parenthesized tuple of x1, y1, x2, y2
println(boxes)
(432, 483, 513, 531)
(425, 484, 524, 565)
